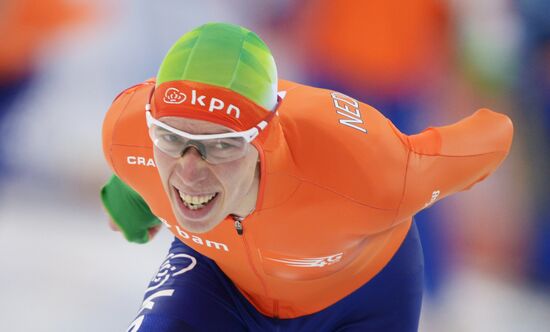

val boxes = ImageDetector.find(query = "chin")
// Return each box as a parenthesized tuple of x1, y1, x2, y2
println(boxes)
(180, 218, 218, 234)
(172, 207, 224, 234)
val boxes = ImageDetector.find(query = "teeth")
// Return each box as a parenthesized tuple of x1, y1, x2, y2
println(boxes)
(178, 191, 216, 209)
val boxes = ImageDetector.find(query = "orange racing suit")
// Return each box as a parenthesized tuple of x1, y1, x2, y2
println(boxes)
(102, 78, 513, 318)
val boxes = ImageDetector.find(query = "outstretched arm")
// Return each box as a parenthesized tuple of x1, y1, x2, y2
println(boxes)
(394, 108, 513, 221)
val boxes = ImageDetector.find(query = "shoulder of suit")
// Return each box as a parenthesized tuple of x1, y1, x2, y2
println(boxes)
(273, 79, 409, 210)
(102, 78, 155, 154)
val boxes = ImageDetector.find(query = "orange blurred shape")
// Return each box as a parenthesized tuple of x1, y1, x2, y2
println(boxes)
(296, 0, 450, 93)
(0, 0, 97, 79)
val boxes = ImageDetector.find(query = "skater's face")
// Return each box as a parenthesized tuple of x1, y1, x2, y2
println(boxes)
(152, 116, 260, 233)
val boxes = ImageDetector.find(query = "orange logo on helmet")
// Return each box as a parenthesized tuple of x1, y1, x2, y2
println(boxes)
(164, 87, 187, 104)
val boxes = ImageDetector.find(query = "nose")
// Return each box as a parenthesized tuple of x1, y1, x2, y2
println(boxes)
(175, 147, 210, 185)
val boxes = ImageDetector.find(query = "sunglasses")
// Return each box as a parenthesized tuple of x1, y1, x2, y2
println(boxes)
(145, 87, 279, 164)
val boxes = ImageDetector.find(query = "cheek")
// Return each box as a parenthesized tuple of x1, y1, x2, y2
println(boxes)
(216, 154, 257, 194)
(153, 149, 176, 181)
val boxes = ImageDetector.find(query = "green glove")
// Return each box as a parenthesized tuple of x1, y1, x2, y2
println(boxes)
(100, 175, 161, 243)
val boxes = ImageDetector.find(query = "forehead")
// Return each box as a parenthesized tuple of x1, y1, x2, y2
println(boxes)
(159, 116, 234, 134)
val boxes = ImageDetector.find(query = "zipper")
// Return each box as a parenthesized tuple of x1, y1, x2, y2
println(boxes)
(233, 215, 244, 235)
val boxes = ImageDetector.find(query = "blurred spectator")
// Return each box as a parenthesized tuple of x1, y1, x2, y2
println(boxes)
(516, 0, 550, 287)
(0, 0, 94, 178)
(294, 0, 450, 100)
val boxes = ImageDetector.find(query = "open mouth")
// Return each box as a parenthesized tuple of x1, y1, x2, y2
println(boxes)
(180, 191, 218, 210)
(173, 187, 220, 221)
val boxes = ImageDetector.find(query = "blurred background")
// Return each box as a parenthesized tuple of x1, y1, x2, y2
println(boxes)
(0, 0, 549, 331)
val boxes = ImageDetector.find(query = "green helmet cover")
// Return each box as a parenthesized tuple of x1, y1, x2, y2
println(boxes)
(156, 22, 278, 110)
